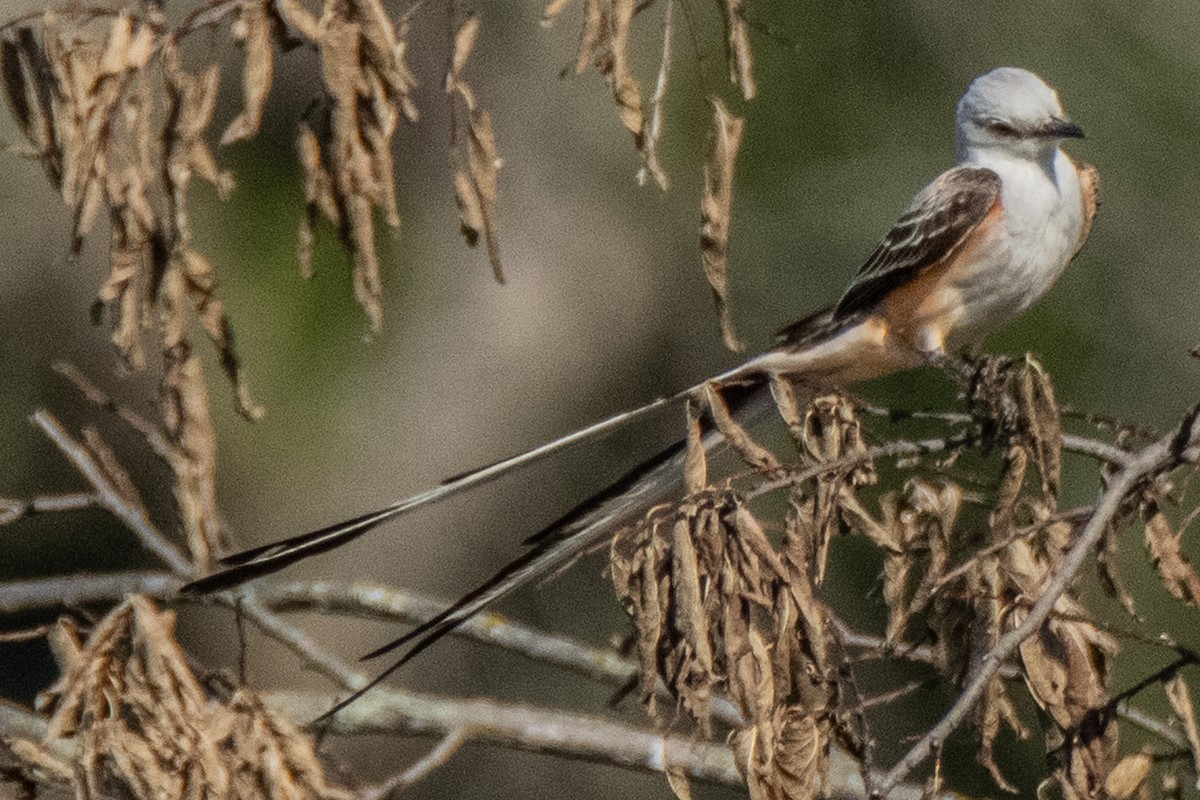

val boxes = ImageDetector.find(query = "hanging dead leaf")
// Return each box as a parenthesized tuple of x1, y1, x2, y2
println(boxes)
(1144, 510, 1200, 604)
(1164, 674, 1200, 789)
(447, 15, 503, 282)
(1, 27, 62, 186)
(1103, 751, 1153, 800)
(574, 0, 645, 149)
(210, 689, 355, 800)
(700, 98, 745, 352)
(542, 0, 575, 25)
(977, 677, 1029, 793)
(718, 0, 755, 100)
(1015, 356, 1063, 498)
(221, 0, 279, 145)
(683, 398, 707, 493)
(704, 381, 782, 475)
(732, 705, 829, 800)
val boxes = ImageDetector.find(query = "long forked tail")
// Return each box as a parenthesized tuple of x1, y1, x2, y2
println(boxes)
(310, 376, 780, 718)
(178, 384, 704, 596)
(311, 433, 702, 720)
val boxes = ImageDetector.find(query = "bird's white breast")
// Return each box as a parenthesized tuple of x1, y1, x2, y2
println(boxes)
(949, 149, 1084, 344)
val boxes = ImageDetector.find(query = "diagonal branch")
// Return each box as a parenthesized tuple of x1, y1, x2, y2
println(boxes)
(872, 404, 1200, 797)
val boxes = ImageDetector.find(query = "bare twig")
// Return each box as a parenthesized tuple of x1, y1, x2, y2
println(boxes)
(928, 504, 1095, 595)
(270, 686, 740, 780)
(746, 432, 975, 501)
(0, 571, 178, 613)
(0, 493, 97, 525)
(261, 579, 636, 685)
(32, 410, 191, 573)
(361, 728, 469, 798)
(857, 402, 1134, 467)
(53, 361, 175, 459)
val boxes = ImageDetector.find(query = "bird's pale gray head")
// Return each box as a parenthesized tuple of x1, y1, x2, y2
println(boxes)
(955, 67, 1083, 161)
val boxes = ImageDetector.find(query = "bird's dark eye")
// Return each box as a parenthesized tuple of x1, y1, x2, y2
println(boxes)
(985, 120, 1018, 137)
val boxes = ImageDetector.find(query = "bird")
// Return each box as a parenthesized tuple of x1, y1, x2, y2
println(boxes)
(181, 66, 1098, 712)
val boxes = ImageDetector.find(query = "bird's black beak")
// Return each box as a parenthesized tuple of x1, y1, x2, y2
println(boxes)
(1038, 116, 1085, 140)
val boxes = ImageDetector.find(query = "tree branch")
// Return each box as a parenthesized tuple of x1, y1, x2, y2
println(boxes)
(872, 405, 1200, 797)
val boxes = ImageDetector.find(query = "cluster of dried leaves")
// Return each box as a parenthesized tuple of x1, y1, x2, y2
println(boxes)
(546, 0, 754, 352)
(612, 386, 872, 799)
(7, 596, 351, 800)
(0, 0, 760, 569)
(609, 358, 1200, 799)
(0, 0, 515, 568)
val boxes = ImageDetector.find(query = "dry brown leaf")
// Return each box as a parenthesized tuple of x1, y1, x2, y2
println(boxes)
(221, 0, 278, 145)
(99, 12, 154, 77)
(1, 28, 63, 186)
(799, 394, 874, 485)
(683, 398, 707, 494)
(1103, 751, 1153, 800)
(700, 98, 745, 352)
(1164, 674, 1200, 789)
(354, 0, 419, 124)
(542, 0, 575, 25)
(670, 511, 717, 725)
(276, 0, 321, 40)
(449, 14, 480, 81)
(40, 597, 227, 800)
(664, 766, 694, 800)
(733, 705, 829, 800)
(768, 375, 806, 442)
(447, 15, 504, 283)
(179, 249, 263, 421)
(158, 259, 225, 567)
(1144, 510, 1200, 604)
(977, 677, 1028, 793)
(1013, 609, 1117, 798)
(1097, 512, 1137, 616)
(210, 690, 355, 800)
(704, 382, 782, 475)
(575, 0, 645, 144)
(1016, 356, 1063, 498)
(305, 0, 420, 331)
(719, 0, 756, 100)
(296, 122, 339, 279)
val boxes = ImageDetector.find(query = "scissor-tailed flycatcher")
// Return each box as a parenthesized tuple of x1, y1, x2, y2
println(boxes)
(183, 67, 1098, 708)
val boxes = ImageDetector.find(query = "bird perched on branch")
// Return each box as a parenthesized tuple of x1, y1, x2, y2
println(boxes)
(182, 66, 1098, 713)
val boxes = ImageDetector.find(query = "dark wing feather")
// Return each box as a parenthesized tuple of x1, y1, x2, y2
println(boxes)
(833, 166, 1001, 321)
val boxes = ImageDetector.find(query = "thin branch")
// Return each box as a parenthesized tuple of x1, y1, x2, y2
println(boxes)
(746, 433, 975, 501)
(872, 406, 1200, 797)
(261, 579, 637, 686)
(1117, 701, 1189, 749)
(928, 504, 1095, 595)
(53, 362, 175, 460)
(0, 572, 744, 723)
(31, 411, 363, 692)
(0, 684, 740, 787)
(858, 402, 1134, 467)
(361, 728, 469, 798)
(860, 681, 928, 711)
(0, 572, 177, 613)
(32, 410, 191, 573)
(0, 493, 97, 525)
(271, 686, 741, 780)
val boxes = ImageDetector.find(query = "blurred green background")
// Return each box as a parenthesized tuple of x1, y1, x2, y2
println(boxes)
(4, 0, 1200, 797)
